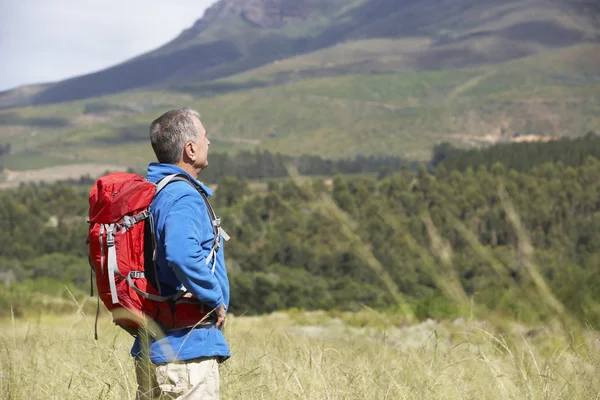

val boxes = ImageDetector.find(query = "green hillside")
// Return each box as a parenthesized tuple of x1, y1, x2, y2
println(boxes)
(0, 44, 598, 172)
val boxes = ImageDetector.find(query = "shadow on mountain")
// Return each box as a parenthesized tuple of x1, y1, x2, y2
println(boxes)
(33, 41, 244, 106)
(173, 81, 271, 97)
(412, 48, 488, 70)
(34, 35, 317, 105)
(498, 21, 587, 47)
(0, 112, 71, 128)
(175, 36, 314, 83)
(82, 101, 140, 115)
(93, 124, 149, 145)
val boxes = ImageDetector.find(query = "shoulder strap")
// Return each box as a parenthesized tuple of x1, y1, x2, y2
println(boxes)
(155, 174, 230, 273)
(155, 174, 216, 231)
(154, 174, 179, 196)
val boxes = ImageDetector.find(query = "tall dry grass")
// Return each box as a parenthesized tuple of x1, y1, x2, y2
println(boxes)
(1, 310, 599, 399)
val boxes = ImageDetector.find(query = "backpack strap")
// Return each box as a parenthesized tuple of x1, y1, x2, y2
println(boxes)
(155, 174, 178, 195)
(105, 223, 120, 304)
(98, 224, 105, 274)
(126, 271, 184, 302)
(156, 174, 230, 274)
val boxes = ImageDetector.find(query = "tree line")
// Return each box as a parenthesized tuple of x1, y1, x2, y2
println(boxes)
(32, 150, 413, 186)
(432, 131, 600, 172)
(175, 150, 415, 183)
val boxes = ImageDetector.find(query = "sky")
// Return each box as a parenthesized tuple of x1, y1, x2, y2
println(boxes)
(0, 0, 216, 91)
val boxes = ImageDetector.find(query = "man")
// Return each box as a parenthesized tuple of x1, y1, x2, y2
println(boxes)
(132, 108, 230, 399)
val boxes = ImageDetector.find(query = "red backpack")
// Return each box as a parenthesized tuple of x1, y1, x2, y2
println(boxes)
(87, 172, 226, 338)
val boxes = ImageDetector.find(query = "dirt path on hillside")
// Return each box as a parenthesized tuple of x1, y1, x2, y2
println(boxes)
(0, 163, 126, 189)
(446, 70, 497, 102)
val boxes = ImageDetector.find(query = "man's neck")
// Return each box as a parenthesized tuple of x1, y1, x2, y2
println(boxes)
(175, 162, 201, 179)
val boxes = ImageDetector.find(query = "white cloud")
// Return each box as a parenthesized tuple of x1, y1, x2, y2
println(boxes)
(0, 0, 216, 91)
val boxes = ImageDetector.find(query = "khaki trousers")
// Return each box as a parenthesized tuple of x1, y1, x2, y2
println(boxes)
(135, 357, 220, 400)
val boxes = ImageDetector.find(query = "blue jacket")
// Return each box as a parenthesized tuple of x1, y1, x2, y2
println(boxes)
(131, 163, 230, 363)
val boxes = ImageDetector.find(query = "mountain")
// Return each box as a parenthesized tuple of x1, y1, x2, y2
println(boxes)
(1, 0, 598, 108)
(0, 0, 599, 179)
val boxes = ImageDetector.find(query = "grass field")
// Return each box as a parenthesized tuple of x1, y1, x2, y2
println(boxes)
(1, 309, 599, 399)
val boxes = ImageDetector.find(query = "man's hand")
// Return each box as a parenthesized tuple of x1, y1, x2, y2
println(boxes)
(215, 303, 227, 329)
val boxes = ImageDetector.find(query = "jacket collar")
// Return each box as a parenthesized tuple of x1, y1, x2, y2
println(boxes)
(147, 162, 213, 196)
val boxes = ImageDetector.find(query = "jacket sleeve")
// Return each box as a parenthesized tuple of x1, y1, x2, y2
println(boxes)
(163, 191, 224, 310)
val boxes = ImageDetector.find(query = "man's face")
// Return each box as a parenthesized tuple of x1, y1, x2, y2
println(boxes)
(193, 117, 210, 170)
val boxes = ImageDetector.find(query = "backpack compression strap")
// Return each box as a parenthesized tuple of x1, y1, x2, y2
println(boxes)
(104, 210, 151, 304)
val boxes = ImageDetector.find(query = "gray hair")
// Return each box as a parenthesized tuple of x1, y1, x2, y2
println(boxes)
(149, 108, 201, 164)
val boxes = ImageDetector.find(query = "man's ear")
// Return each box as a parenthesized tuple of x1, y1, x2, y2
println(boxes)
(183, 141, 196, 161)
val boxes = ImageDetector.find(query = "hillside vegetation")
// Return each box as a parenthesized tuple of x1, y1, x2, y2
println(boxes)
(2, 142, 600, 327)
(0, 44, 598, 171)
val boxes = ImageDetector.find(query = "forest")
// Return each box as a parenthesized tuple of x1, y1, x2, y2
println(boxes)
(433, 132, 600, 172)
(1, 136, 599, 328)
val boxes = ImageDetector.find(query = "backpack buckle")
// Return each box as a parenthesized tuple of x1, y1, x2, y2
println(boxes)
(105, 225, 115, 247)
(121, 215, 135, 230)
(129, 271, 145, 279)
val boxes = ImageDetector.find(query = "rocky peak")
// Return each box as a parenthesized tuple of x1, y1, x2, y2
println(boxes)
(241, 0, 322, 28)
(190, 0, 322, 33)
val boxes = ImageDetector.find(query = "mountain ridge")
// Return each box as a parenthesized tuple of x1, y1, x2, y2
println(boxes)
(0, 0, 597, 108)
